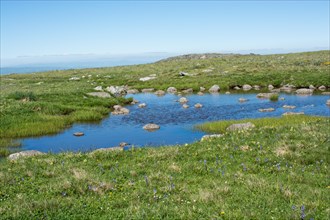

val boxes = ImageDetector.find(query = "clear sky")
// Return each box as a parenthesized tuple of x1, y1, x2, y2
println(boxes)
(1, 0, 329, 60)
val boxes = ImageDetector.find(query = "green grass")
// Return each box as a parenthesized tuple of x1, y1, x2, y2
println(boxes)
(269, 93, 279, 101)
(0, 117, 329, 219)
(195, 115, 326, 133)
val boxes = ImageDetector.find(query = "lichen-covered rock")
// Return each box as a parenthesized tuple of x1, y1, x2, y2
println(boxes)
(8, 150, 45, 161)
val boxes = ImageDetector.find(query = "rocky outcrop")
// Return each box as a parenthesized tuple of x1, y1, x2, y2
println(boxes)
(209, 85, 220, 93)
(8, 150, 45, 160)
(226, 122, 255, 131)
(143, 124, 160, 131)
(296, 88, 313, 95)
(167, 87, 177, 93)
(259, 108, 275, 112)
(87, 92, 111, 98)
(112, 105, 130, 115)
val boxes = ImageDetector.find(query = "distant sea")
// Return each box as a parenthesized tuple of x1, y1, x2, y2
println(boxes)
(0, 55, 170, 75)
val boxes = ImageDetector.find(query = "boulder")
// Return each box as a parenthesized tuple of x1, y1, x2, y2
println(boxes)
(182, 104, 189, 109)
(106, 86, 127, 97)
(226, 122, 255, 131)
(194, 103, 203, 108)
(209, 85, 220, 93)
(73, 132, 84, 136)
(139, 76, 156, 81)
(182, 88, 193, 93)
(318, 85, 326, 91)
(154, 90, 166, 96)
(167, 87, 177, 93)
(94, 86, 103, 91)
(143, 123, 160, 131)
(8, 150, 45, 161)
(309, 85, 316, 89)
(296, 88, 313, 95)
(238, 98, 248, 103)
(283, 105, 296, 109)
(87, 92, 111, 98)
(242, 84, 252, 90)
(138, 103, 147, 108)
(197, 92, 204, 96)
(233, 86, 241, 90)
(201, 134, 223, 141)
(268, 85, 274, 90)
(259, 108, 275, 112)
(142, 88, 155, 93)
(127, 89, 139, 94)
(200, 87, 206, 92)
(112, 105, 130, 115)
(282, 112, 304, 116)
(179, 97, 188, 103)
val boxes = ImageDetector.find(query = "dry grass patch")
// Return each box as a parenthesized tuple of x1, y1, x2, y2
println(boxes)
(71, 168, 88, 180)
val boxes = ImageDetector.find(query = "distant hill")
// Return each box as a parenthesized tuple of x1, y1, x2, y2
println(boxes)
(157, 53, 258, 62)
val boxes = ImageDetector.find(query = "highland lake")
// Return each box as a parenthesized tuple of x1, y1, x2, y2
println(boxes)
(17, 92, 330, 153)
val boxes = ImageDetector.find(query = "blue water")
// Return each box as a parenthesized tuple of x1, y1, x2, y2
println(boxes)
(19, 93, 330, 153)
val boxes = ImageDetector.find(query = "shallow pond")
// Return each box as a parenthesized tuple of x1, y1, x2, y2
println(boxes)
(19, 93, 329, 153)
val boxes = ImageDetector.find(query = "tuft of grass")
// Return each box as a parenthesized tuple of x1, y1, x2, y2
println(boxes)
(269, 93, 279, 101)
(8, 91, 37, 101)
(195, 115, 326, 133)
(0, 117, 329, 219)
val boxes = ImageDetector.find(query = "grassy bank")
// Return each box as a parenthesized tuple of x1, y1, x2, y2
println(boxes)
(0, 116, 329, 219)
(0, 50, 329, 152)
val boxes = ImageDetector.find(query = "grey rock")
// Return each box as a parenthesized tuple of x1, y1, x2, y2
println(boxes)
(94, 86, 103, 91)
(319, 85, 326, 91)
(142, 88, 155, 93)
(112, 105, 130, 115)
(179, 71, 190, 76)
(226, 122, 255, 131)
(167, 87, 177, 93)
(253, 85, 260, 90)
(106, 86, 127, 97)
(138, 103, 147, 108)
(8, 150, 45, 161)
(197, 92, 204, 96)
(200, 87, 206, 92)
(225, 91, 231, 94)
(127, 89, 139, 94)
(143, 123, 160, 131)
(234, 86, 241, 90)
(182, 104, 189, 108)
(242, 84, 252, 90)
(154, 90, 166, 96)
(209, 85, 220, 93)
(309, 85, 316, 89)
(69, 76, 80, 81)
(257, 93, 275, 99)
(182, 88, 193, 93)
(268, 85, 274, 90)
(283, 105, 296, 109)
(296, 88, 313, 95)
(87, 92, 111, 98)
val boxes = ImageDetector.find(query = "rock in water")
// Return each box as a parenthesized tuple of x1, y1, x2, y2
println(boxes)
(143, 124, 160, 131)
(194, 103, 203, 108)
(296, 88, 313, 95)
(112, 105, 130, 115)
(179, 97, 188, 103)
(209, 85, 220, 93)
(258, 108, 275, 112)
(73, 132, 84, 136)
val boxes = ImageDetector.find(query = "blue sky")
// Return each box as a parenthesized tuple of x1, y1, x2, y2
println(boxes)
(1, 0, 329, 60)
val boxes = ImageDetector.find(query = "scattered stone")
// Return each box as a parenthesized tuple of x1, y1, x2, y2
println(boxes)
(226, 122, 255, 131)
(167, 87, 177, 93)
(197, 92, 204, 96)
(253, 85, 260, 90)
(200, 87, 206, 92)
(321, 92, 330, 95)
(139, 76, 156, 81)
(142, 88, 155, 93)
(242, 84, 252, 90)
(283, 105, 296, 109)
(182, 104, 189, 109)
(182, 88, 193, 93)
(130, 99, 139, 105)
(326, 99, 330, 106)
(73, 132, 84, 136)
(309, 85, 316, 89)
(296, 88, 313, 95)
(282, 112, 304, 116)
(318, 85, 326, 91)
(194, 103, 203, 108)
(268, 85, 274, 90)
(8, 150, 45, 161)
(87, 92, 111, 98)
(127, 89, 139, 94)
(143, 123, 160, 131)
(238, 98, 248, 103)
(179, 97, 188, 103)
(94, 86, 103, 91)
(259, 108, 275, 112)
(225, 91, 231, 94)
(280, 84, 294, 92)
(179, 71, 190, 76)
(233, 86, 241, 90)
(112, 105, 130, 115)
(69, 76, 80, 81)
(209, 85, 220, 93)
(106, 86, 127, 97)
(201, 134, 223, 141)
(138, 103, 147, 108)
(154, 90, 166, 96)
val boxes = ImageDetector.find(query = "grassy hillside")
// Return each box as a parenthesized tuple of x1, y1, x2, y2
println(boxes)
(0, 50, 329, 153)
(0, 116, 329, 219)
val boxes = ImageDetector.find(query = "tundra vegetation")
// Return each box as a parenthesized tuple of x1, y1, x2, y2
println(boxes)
(0, 51, 329, 218)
